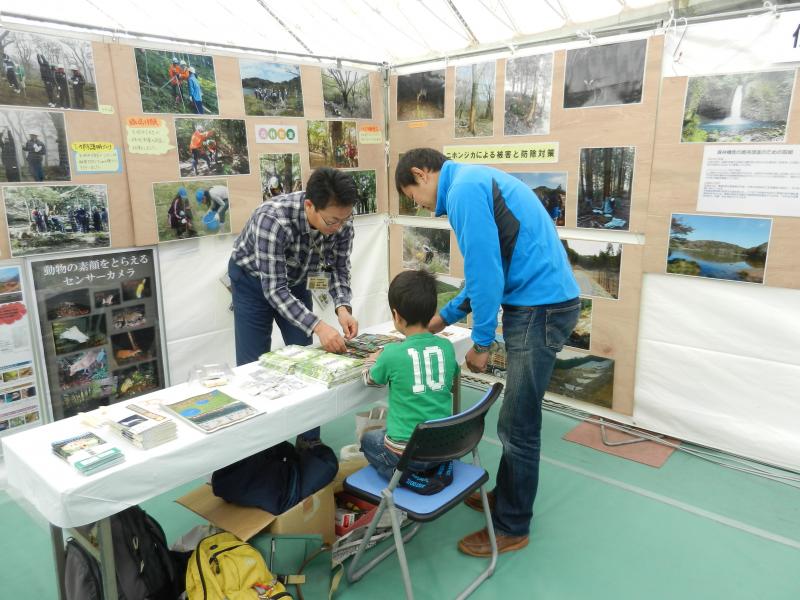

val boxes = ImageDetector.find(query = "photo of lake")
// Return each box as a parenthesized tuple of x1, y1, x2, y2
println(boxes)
(681, 70, 795, 143)
(666, 213, 772, 284)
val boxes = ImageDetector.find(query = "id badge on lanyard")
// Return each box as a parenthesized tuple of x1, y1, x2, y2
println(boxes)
(307, 271, 331, 308)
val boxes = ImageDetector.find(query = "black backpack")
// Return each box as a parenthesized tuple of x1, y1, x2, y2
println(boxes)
(64, 505, 182, 600)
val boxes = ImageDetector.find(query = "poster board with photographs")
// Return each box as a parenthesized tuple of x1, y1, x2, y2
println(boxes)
(108, 40, 387, 245)
(0, 264, 43, 437)
(0, 32, 135, 256)
(387, 36, 662, 415)
(643, 68, 800, 290)
(28, 247, 166, 421)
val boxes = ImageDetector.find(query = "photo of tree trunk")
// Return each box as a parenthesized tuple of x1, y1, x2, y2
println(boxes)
(350, 169, 377, 215)
(577, 146, 635, 231)
(322, 67, 372, 119)
(0, 108, 70, 182)
(681, 70, 794, 143)
(564, 39, 646, 108)
(396, 70, 445, 121)
(307, 120, 358, 168)
(503, 53, 553, 135)
(0, 28, 98, 111)
(454, 61, 495, 138)
(561, 239, 622, 300)
(260, 153, 302, 201)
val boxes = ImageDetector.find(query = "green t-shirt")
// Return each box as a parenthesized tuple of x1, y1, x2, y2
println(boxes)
(369, 332, 459, 442)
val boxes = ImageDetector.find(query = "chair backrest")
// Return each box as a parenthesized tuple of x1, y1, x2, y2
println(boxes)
(397, 382, 503, 471)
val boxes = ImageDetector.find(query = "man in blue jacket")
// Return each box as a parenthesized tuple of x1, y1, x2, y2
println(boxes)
(395, 148, 580, 557)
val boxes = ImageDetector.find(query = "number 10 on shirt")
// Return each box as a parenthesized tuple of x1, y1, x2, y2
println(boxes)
(407, 347, 445, 393)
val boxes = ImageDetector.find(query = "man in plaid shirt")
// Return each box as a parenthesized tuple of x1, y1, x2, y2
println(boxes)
(229, 167, 359, 372)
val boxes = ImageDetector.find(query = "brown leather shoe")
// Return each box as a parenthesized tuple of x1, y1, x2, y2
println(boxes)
(464, 490, 495, 513)
(457, 527, 529, 557)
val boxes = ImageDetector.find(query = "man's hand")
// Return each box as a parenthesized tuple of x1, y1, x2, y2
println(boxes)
(314, 321, 347, 353)
(465, 347, 490, 373)
(427, 313, 446, 334)
(337, 307, 358, 339)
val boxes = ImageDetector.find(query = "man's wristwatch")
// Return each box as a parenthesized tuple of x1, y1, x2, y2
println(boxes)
(337, 305, 353, 315)
(472, 342, 492, 354)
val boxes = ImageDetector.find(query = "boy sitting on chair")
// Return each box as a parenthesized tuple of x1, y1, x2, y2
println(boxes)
(361, 269, 460, 494)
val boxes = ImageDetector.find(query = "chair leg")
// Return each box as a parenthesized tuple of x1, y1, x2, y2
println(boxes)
(347, 493, 422, 586)
(455, 485, 498, 600)
(388, 495, 415, 600)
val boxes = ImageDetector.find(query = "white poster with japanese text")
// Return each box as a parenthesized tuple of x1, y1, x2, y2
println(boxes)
(29, 248, 166, 420)
(697, 145, 800, 218)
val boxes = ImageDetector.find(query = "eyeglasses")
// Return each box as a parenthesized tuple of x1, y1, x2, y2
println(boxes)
(317, 212, 354, 227)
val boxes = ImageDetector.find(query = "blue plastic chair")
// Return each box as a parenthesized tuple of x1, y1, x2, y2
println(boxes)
(344, 382, 503, 600)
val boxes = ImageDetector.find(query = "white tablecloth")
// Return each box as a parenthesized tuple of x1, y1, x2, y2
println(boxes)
(2, 324, 471, 527)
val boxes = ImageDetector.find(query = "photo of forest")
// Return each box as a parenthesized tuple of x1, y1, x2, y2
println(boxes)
(504, 53, 553, 135)
(240, 60, 304, 117)
(175, 118, 249, 178)
(135, 48, 218, 115)
(307, 120, 358, 168)
(681, 70, 794, 143)
(350, 169, 377, 215)
(667, 213, 771, 284)
(562, 239, 622, 299)
(454, 61, 495, 138)
(260, 153, 301, 200)
(566, 298, 593, 351)
(3, 184, 109, 256)
(396, 70, 445, 121)
(508, 171, 566, 226)
(402, 226, 450, 274)
(322, 67, 371, 119)
(0, 28, 98, 110)
(0, 108, 70, 182)
(577, 146, 635, 231)
(564, 39, 646, 108)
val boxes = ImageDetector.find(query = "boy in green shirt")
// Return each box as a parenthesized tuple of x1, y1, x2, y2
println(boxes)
(361, 269, 460, 494)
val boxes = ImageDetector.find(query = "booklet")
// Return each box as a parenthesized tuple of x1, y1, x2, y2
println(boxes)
(162, 389, 263, 433)
(107, 403, 177, 449)
(51, 431, 125, 475)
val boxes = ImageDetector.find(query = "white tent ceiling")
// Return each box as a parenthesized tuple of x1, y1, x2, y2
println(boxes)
(0, 0, 680, 66)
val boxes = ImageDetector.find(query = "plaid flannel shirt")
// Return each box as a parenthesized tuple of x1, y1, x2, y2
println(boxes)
(231, 191, 354, 336)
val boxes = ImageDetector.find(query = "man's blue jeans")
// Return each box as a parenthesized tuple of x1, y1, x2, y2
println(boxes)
(492, 297, 580, 537)
(228, 258, 318, 439)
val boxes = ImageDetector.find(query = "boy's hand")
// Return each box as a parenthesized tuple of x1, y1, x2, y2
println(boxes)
(427, 313, 446, 334)
(364, 348, 383, 365)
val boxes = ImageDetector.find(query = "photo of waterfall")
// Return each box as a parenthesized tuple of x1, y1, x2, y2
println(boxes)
(681, 70, 795, 143)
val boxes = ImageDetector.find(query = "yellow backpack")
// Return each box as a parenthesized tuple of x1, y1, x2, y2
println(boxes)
(186, 532, 291, 599)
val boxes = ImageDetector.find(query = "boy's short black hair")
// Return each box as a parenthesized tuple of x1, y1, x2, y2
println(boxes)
(306, 167, 357, 210)
(394, 148, 450, 193)
(388, 269, 438, 326)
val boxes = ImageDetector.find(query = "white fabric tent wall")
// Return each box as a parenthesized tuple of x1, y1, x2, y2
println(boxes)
(157, 215, 390, 382)
(634, 274, 800, 471)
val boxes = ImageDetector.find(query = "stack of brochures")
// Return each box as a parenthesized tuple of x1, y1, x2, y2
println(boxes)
(344, 333, 402, 359)
(161, 389, 263, 433)
(258, 345, 326, 374)
(293, 352, 365, 387)
(51, 431, 125, 475)
(107, 403, 177, 449)
(259, 345, 365, 387)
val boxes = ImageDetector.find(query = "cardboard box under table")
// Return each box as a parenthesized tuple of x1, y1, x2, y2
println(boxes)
(177, 482, 336, 545)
